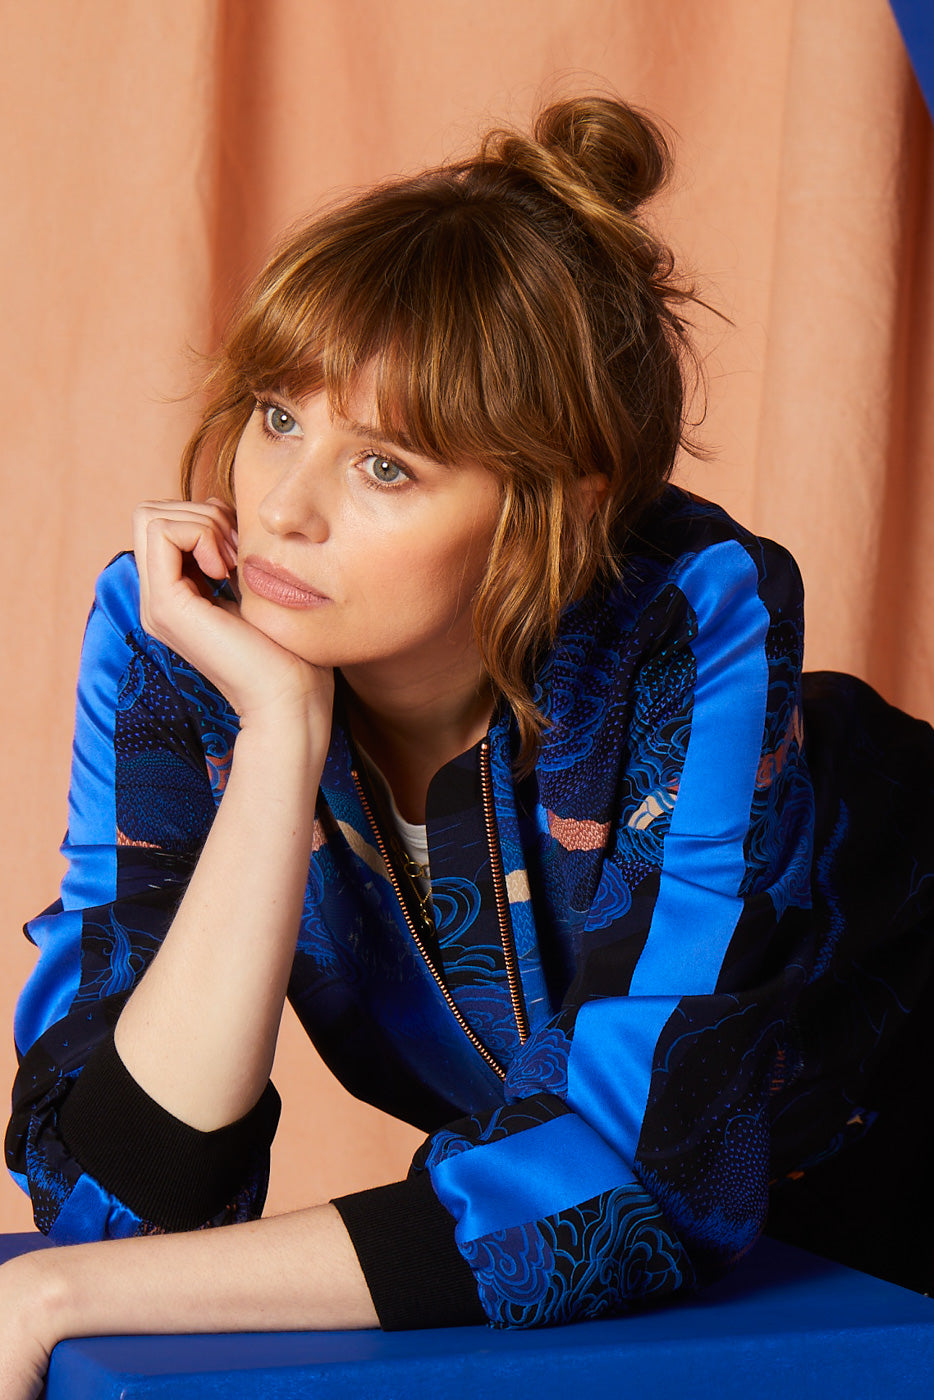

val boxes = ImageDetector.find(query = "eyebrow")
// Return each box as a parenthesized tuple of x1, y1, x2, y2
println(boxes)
(343, 418, 389, 440)
(271, 392, 441, 464)
(342, 417, 419, 455)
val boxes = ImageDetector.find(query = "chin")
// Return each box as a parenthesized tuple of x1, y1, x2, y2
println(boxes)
(240, 600, 326, 658)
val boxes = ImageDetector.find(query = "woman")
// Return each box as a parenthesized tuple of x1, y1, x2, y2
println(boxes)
(3, 95, 933, 1391)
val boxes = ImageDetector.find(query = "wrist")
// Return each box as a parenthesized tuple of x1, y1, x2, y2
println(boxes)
(8, 1248, 75, 1353)
(234, 656, 334, 729)
(233, 704, 330, 777)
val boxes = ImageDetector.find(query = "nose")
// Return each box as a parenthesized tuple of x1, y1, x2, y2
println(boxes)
(257, 462, 329, 542)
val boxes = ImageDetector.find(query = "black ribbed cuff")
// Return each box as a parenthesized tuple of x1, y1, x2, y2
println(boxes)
(59, 1032, 281, 1230)
(333, 1173, 487, 1330)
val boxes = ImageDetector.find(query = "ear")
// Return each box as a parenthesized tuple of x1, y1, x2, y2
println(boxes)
(575, 473, 610, 522)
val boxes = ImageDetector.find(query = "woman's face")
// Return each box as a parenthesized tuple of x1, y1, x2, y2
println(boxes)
(232, 375, 502, 691)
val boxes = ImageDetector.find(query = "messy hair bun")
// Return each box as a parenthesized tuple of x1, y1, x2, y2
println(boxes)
(484, 96, 671, 219)
(184, 95, 703, 772)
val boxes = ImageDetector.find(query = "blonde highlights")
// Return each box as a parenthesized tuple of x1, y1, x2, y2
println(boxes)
(181, 97, 703, 772)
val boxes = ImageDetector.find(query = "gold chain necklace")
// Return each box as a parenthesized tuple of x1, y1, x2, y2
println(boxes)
(396, 847, 435, 933)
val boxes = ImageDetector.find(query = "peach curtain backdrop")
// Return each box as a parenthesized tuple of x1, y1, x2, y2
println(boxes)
(0, 0, 930, 1232)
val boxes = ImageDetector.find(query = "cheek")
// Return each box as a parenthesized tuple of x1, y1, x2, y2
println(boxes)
(230, 430, 267, 520)
(230, 462, 254, 521)
(408, 535, 493, 624)
(344, 552, 466, 642)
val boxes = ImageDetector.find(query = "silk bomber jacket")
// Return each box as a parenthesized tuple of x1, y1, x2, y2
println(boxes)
(7, 486, 934, 1330)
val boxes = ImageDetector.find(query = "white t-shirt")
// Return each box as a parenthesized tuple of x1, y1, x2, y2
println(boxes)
(357, 748, 431, 898)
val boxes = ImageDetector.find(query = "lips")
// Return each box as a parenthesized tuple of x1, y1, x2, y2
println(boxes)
(241, 556, 331, 610)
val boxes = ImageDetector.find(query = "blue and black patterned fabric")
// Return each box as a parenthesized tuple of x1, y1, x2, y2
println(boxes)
(6, 486, 934, 1328)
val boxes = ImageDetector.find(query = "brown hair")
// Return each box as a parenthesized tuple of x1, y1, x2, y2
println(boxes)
(182, 96, 703, 772)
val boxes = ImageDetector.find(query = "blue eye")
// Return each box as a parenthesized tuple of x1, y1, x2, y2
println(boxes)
(261, 403, 299, 436)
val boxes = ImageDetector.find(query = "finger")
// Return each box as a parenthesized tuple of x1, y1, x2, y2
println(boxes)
(131, 500, 245, 654)
(134, 503, 238, 586)
(206, 497, 240, 569)
(134, 499, 237, 546)
(138, 519, 234, 640)
(146, 517, 232, 593)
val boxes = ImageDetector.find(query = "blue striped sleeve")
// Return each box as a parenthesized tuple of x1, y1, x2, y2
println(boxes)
(420, 535, 810, 1328)
(6, 554, 275, 1242)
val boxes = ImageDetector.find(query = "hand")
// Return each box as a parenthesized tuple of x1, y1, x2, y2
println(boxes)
(133, 498, 333, 732)
(0, 1210, 377, 1400)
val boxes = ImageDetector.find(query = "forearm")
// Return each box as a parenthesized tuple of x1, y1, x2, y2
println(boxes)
(77, 1204, 373, 1332)
(114, 714, 325, 1131)
(0, 1204, 376, 1395)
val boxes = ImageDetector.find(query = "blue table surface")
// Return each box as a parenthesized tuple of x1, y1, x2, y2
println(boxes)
(2, 1231, 932, 1398)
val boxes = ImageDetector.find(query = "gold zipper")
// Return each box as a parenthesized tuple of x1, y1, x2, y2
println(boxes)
(351, 767, 508, 1081)
(480, 738, 530, 1045)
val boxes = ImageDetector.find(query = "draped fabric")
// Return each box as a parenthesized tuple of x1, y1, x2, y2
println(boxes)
(0, 0, 931, 1231)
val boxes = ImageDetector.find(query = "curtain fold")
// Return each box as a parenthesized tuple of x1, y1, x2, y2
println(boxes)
(751, 0, 922, 687)
(0, 0, 930, 1231)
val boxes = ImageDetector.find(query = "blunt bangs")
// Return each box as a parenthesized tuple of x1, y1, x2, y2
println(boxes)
(224, 184, 596, 483)
(182, 97, 702, 772)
